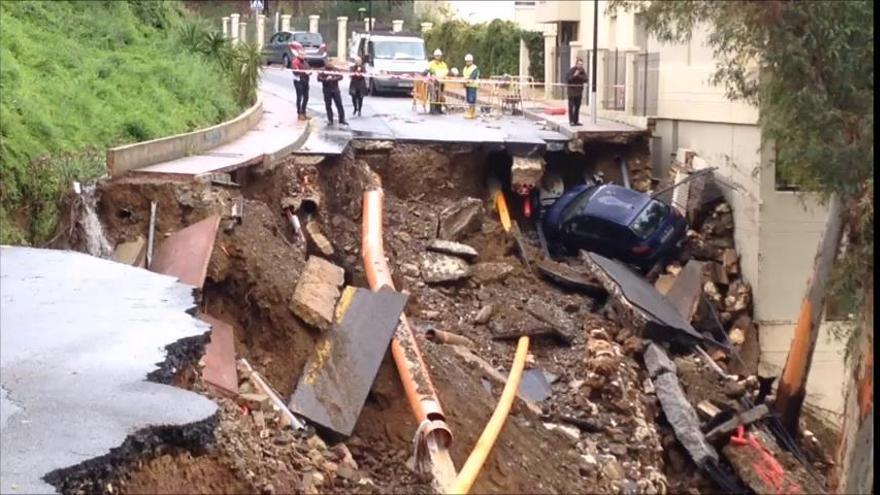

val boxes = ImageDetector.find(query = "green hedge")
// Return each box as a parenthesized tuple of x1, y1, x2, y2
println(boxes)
(422, 19, 544, 82)
(0, 0, 241, 245)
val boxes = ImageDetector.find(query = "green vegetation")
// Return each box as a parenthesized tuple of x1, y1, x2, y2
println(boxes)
(421, 19, 544, 81)
(0, 0, 248, 245)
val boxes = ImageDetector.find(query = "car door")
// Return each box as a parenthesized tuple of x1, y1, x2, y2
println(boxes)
(265, 33, 279, 63)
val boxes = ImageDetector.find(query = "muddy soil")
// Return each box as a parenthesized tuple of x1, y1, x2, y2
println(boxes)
(84, 141, 834, 495)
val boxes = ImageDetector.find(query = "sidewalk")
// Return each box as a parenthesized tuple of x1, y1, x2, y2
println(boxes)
(132, 91, 308, 179)
(444, 85, 644, 142)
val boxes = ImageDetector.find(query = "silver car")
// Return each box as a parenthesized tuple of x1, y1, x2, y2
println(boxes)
(263, 31, 327, 68)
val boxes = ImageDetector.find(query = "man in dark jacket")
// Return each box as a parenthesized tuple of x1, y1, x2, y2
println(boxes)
(349, 56, 367, 117)
(566, 58, 588, 126)
(291, 51, 310, 120)
(317, 63, 346, 125)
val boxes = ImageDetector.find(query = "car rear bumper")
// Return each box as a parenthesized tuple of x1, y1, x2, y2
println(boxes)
(374, 77, 414, 91)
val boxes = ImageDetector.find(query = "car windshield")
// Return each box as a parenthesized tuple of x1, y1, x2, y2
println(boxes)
(293, 33, 322, 46)
(561, 188, 598, 223)
(629, 200, 669, 238)
(373, 41, 425, 60)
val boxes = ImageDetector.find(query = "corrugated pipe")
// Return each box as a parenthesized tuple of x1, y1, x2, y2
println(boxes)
(362, 187, 456, 492)
(450, 335, 530, 494)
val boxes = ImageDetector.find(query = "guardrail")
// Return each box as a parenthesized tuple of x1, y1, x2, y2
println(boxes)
(107, 97, 264, 177)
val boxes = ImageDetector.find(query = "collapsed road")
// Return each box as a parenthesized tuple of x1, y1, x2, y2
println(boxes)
(0, 71, 837, 495)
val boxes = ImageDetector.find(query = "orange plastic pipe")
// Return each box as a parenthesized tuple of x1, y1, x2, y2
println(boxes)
(450, 335, 530, 494)
(362, 188, 455, 477)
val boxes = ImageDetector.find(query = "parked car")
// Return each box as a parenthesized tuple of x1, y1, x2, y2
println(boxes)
(542, 183, 687, 270)
(263, 31, 327, 68)
(349, 31, 427, 95)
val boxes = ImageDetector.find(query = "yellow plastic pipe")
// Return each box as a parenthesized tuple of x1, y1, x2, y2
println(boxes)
(449, 335, 530, 494)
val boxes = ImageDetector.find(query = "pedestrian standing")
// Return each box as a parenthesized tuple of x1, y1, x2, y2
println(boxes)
(249, 0, 263, 20)
(291, 51, 311, 120)
(566, 58, 588, 126)
(462, 53, 480, 119)
(318, 63, 347, 125)
(349, 56, 368, 117)
(425, 49, 449, 114)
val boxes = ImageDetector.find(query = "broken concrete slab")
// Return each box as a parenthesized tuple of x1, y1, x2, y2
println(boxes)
(721, 427, 824, 494)
(580, 251, 705, 345)
(643, 343, 677, 378)
(421, 252, 471, 283)
(198, 313, 239, 397)
(510, 156, 545, 193)
(665, 260, 707, 322)
(290, 256, 345, 331)
(0, 247, 216, 495)
(112, 236, 146, 267)
(471, 261, 515, 284)
(304, 221, 335, 258)
(289, 287, 407, 437)
(149, 214, 221, 288)
(437, 197, 484, 241)
(654, 274, 676, 295)
(654, 368, 719, 465)
(524, 297, 575, 343)
(426, 239, 479, 261)
(535, 259, 607, 297)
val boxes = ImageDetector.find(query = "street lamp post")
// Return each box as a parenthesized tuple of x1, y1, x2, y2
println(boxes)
(591, 0, 598, 124)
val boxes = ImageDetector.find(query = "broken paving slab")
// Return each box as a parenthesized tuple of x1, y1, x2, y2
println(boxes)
(643, 343, 677, 378)
(421, 252, 471, 283)
(579, 251, 706, 346)
(198, 313, 239, 397)
(437, 197, 484, 241)
(535, 259, 607, 297)
(289, 287, 408, 437)
(665, 260, 707, 322)
(0, 247, 216, 495)
(290, 256, 345, 331)
(426, 239, 479, 261)
(149, 214, 221, 288)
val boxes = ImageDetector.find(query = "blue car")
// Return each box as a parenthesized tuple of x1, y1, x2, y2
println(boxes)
(542, 184, 687, 270)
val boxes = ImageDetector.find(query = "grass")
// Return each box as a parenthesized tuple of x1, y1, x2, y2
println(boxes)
(0, 0, 242, 245)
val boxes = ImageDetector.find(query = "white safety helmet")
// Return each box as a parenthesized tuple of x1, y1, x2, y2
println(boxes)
(450, 68, 459, 76)
(433, 48, 443, 57)
(464, 53, 473, 62)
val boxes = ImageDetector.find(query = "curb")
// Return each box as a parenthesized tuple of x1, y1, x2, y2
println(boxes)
(108, 98, 264, 177)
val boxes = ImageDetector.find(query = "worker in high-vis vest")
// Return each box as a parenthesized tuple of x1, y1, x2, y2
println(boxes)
(425, 49, 449, 114)
(462, 53, 480, 119)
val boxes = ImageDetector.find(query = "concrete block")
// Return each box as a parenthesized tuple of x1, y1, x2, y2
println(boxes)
(426, 239, 478, 261)
(421, 252, 471, 284)
(304, 221, 335, 257)
(438, 197, 484, 241)
(290, 256, 345, 331)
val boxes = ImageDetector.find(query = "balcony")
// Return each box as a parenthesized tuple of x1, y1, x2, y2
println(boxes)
(534, 0, 580, 23)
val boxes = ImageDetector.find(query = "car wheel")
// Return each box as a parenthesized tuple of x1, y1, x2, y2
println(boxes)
(282, 54, 290, 69)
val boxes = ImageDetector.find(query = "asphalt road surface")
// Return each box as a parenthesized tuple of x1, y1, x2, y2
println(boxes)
(260, 67, 568, 155)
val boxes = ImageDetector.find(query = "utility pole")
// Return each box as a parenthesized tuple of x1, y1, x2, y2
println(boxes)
(774, 195, 845, 434)
(368, 0, 372, 31)
(591, 0, 598, 124)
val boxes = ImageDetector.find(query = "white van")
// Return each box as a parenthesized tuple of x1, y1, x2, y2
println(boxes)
(349, 32, 427, 95)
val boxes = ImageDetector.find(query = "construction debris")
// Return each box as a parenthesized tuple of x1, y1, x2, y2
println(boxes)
(535, 259, 607, 297)
(705, 405, 770, 442)
(198, 313, 239, 398)
(289, 256, 345, 331)
(471, 261, 514, 284)
(149, 214, 221, 288)
(426, 239, 479, 261)
(437, 197, 484, 241)
(421, 252, 471, 283)
(112, 236, 146, 267)
(289, 287, 408, 437)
